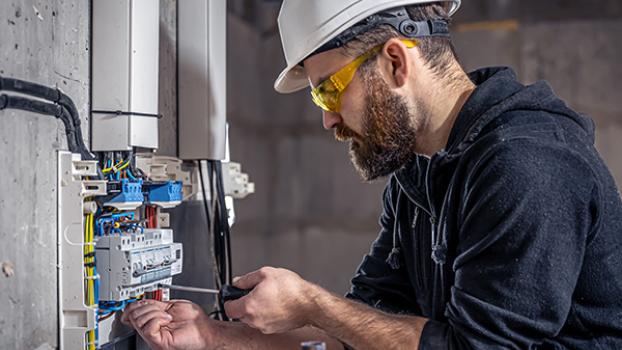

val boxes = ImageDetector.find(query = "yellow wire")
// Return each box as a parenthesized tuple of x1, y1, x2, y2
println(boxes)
(117, 161, 130, 171)
(102, 159, 130, 174)
(85, 213, 96, 350)
(102, 159, 127, 174)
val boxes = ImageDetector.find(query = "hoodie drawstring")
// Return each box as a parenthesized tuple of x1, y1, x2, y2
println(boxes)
(386, 191, 403, 270)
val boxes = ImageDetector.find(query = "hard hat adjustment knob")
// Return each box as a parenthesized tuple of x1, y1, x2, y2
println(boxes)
(400, 20, 419, 36)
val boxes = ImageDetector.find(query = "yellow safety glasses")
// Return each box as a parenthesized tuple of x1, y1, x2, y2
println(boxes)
(310, 39, 417, 113)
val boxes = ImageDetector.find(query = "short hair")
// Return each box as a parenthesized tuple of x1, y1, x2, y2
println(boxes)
(342, 2, 460, 79)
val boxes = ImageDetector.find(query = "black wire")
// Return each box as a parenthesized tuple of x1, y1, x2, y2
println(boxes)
(0, 76, 95, 160)
(0, 94, 80, 153)
(215, 161, 233, 284)
(199, 161, 225, 320)
(206, 161, 221, 279)
(198, 161, 212, 233)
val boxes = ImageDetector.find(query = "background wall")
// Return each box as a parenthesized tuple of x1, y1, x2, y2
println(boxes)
(0, 1, 620, 348)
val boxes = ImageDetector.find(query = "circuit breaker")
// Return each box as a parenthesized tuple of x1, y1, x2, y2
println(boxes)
(96, 229, 183, 301)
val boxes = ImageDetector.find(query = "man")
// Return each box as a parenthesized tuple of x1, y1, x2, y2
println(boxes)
(123, 1, 622, 349)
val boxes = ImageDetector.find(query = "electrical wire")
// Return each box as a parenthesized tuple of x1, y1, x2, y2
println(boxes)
(84, 212, 97, 350)
(199, 161, 224, 320)
(0, 94, 80, 153)
(0, 76, 95, 160)
(215, 161, 233, 284)
(199, 160, 235, 321)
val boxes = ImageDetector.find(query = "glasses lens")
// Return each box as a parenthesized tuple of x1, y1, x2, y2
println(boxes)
(312, 81, 340, 112)
(311, 90, 330, 111)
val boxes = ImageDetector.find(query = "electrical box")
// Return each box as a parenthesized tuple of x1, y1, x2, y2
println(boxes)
(96, 229, 183, 301)
(91, 0, 160, 151)
(178, 0, 228, 160)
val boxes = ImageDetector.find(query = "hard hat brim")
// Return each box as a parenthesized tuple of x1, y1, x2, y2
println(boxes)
(274, 64, 309, 94)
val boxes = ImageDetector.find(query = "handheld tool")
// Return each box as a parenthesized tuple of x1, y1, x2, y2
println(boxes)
(158, 283, 250, 302)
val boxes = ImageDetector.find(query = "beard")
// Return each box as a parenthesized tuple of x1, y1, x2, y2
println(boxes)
(335, 69, 426, 182)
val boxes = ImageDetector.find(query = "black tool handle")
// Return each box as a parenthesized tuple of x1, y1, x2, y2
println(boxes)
(220, 285, 251, 302)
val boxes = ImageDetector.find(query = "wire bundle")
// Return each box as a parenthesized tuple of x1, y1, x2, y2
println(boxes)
(199, 160, 233, 321)
(84, 213, 98, 350)
(100, 151, 143, 181)
(0, 76, 95, 160)
(98, 298, 139, 322)
(95, 212, 141, 236)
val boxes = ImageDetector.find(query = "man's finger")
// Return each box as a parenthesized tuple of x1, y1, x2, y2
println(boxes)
(135, 310, 172, 329)
(139, 315, 171, 346)
(121, 300, 170, 325)
(128, 304, 164, 323)
(223, 298, 248, 320)
(233, 267, 271, 289)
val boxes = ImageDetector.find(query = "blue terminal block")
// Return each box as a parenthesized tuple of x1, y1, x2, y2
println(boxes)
(104, 179, 144, 210)
(147, 181, 183, 208)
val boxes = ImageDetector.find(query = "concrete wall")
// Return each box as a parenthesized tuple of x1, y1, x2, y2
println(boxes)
(0, 0, 90, 348)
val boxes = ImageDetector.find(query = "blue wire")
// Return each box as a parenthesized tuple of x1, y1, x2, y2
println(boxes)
(94, 266, 99, 303)
(93, 265, 100, 345)
(127, 168, 137, 181)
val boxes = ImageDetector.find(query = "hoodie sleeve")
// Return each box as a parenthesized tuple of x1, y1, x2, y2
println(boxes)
(346, 177, 420, 315)
(419, 140, 598, 350)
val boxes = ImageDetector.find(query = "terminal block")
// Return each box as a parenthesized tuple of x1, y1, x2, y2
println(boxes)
(147, 181, 183, 208)
(96, 229, 182, 301)
(103, 179, 144, 210)
(222, 162, 255, 199)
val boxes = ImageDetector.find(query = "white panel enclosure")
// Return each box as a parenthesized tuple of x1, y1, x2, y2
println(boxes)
(178, 0, 228, 160)
(91, 0, 160, 151)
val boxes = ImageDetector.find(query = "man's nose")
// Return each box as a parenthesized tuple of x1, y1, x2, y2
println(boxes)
(322, 111, 342, 130)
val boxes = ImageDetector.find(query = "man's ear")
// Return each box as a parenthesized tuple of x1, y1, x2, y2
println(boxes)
(379, 38, 411, 88)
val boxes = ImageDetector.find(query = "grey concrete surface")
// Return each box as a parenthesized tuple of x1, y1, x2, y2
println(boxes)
(0, 0, 90, 348)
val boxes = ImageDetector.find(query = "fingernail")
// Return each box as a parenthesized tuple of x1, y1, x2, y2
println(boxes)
(233, 276, 240, 283)
(165, 313, 173, 320)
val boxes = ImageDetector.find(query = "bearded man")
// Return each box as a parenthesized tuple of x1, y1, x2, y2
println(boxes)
(123, 1, 622, 349)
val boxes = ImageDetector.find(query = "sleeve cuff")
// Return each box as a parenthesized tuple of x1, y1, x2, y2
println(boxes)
(419, 319, 449, 350)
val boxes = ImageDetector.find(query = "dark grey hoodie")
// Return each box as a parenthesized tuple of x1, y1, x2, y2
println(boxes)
(346, 67, 622, 349)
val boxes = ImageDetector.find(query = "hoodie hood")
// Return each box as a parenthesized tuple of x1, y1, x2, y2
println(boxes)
(445, 67, 595, 157)
(395, 66, 596, 215)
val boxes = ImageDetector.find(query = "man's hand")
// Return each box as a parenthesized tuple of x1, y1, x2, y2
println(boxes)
(121, 299, 213, 350)
(224, 267, 318, 334)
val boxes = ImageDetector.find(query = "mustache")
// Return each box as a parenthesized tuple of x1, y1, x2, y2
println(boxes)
(334, 124, 358, 142)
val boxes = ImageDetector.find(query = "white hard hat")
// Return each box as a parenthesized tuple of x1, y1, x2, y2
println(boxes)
(274, 0, 461, 94)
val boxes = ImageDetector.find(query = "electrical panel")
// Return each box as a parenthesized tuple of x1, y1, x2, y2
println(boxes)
(58, 152, 189, 350)
(91, 0, 160, 151)
(54, 0, 253, 349)
(178, 0, 228, 160)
